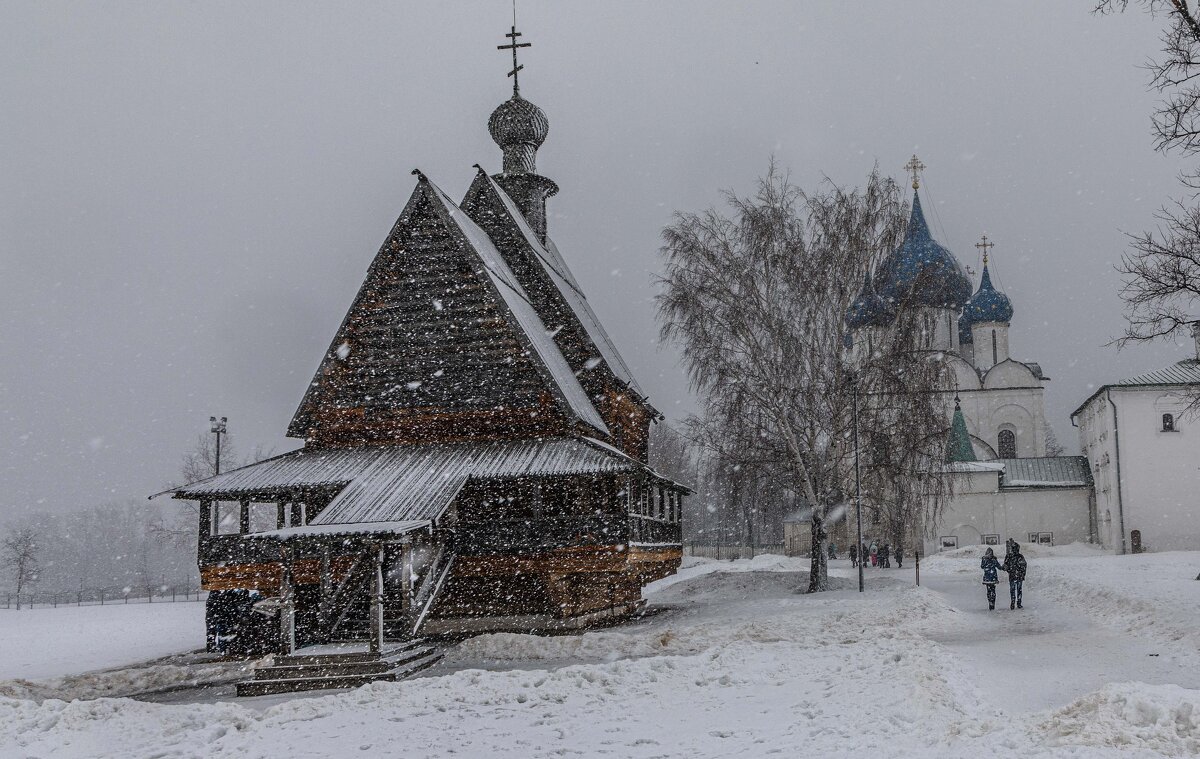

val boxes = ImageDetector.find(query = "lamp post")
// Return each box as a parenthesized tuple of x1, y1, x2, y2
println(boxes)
(853, 379, 864, 593)
(209, 416, 227, 476)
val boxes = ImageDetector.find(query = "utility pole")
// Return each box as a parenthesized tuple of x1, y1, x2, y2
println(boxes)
(209, 416, 227, 476)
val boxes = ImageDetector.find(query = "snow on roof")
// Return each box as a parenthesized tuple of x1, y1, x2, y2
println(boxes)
(478, 173, 646, 399)
(424, 179, 610, 436)
(168, 438, 642, 525)
(1072, 359, 1200, 418)
(253, 520, 430, 540)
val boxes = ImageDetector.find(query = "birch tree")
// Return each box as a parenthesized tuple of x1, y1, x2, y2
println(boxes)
(657, 164, 952, 591)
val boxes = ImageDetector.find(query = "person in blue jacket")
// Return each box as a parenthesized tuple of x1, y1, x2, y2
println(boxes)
(980, 547, 1001, 610)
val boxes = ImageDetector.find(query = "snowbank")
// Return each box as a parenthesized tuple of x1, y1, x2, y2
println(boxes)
(1039, 682, 1200, 756)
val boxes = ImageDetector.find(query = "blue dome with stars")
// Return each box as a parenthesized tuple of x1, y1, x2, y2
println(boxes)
(845, 272, 894, 329)
(960, 262, 1013, 344)
(876, 191, 973, 311)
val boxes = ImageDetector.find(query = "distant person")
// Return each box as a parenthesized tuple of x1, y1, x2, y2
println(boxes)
(869, 542, 878, 567)
(1001, 542, 1028, 609)
(894, 545, 903, 569)
(861, 542, 868, 566)
(880, 543, 891, 568)
(980, 547, 1001, 610)
(849, 543, 859, 568)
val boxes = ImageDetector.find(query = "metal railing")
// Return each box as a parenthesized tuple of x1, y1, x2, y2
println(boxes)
(683, 542, 786, 561)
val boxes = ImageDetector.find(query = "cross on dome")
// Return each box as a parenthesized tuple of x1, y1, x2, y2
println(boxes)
(975, 235, 994, 266)
(497, 24, 531, 97)
(904, 154, 926, 190)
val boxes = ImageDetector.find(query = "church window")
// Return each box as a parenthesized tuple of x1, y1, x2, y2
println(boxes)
(991, 330, 998, 365)
(1162, 413, 1176, 432)
(998, 429, 1016, 458)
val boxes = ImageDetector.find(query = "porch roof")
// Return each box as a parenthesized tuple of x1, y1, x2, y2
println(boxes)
(159, 437, 650, 526)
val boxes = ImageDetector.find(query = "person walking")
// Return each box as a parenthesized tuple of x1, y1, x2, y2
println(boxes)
(894, 544, 903, 569)
(849, 543, 859, 568)
(980, 547, 1001, 610)
(828, 541, 837, 561)
(869, 541, 878, 567)
(1001, 542, 1027, 609)
(879, 543, 891, 568)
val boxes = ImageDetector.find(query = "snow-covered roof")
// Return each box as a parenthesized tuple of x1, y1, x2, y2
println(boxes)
(424, 179, 610, 436)
(252, 520, 431, 540)
(474, 172, 647, 399)
(165, 437, 643, 525)
(1071, 359, 1200, 419)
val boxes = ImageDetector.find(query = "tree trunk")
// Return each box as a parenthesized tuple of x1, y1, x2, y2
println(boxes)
(807, 508, 829, 592)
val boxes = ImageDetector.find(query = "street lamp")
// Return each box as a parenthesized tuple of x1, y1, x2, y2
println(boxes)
(209, 416, 227, 476)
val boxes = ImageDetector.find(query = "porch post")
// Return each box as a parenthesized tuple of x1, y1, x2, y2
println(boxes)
(401, 542, 414, 612)
(198, 500, 212, 540)
(239, 500, 250, 534)
(279, 545, 295, 655)
(290, 502, 302, 528)
(317, 547, 332, 642)
(369, 544, 385, 655)
(276, 502, 286, 530)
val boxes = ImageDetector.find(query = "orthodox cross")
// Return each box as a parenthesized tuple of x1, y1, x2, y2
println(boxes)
(904, 154, 926, 190)
(975, 234, 994, 266)
(498, 25, 531, 97)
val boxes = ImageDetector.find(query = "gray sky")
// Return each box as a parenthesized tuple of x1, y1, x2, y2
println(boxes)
(0, 1, 1187, 515)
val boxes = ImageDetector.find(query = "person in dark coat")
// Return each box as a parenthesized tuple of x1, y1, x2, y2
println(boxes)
(980, 547, 1001, 610)
(879, 543, 891, 568)
(849, 543, 859, 568)
(1001, 542, 1027, 609)
(894, 545, 904, 569)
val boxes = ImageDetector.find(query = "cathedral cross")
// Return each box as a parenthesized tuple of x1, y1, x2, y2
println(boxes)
(498, 25, 531, 97)
(904, 154, 926, 190)
(975, 234, 994, 265)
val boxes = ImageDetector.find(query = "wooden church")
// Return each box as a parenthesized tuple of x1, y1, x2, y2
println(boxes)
(161, 26, 685, 691)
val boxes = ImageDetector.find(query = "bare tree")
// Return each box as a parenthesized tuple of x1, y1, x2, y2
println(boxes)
(1096, 2, 1200, 365)
(657, 164, 952, 591)
(2, 525, 40, 609)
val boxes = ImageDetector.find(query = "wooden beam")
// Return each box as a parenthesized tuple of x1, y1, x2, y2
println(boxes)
(239, 500, 250, 534)
(369, 544, 385, 655)
(279, 545, 295, 655)
(276, 502, 286, 530)
(198, 500, 212, 541)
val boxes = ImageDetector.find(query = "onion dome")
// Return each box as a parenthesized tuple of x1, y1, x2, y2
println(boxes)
(846, 272, 894, 329)
(961, 262, 1013, 326)
(488, 95, 549, 175)
(876, 192, 973, 310)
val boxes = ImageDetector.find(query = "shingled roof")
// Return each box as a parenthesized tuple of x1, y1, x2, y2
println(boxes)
(461, 169, 650, 406)
(287, 172, 608, 444)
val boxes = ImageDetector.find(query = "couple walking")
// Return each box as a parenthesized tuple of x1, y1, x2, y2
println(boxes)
(980, 539, 1027, 610)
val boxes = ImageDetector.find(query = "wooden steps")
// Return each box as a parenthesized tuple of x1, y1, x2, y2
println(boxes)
(236, 640, 442, 697)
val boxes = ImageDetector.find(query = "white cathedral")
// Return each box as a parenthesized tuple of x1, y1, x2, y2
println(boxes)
(843, 163, 1095, 554)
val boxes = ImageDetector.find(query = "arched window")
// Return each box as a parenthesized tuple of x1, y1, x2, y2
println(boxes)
(998, 429, 1016, 458)
(1162, 413, 1176, 432)
(991, 330, 998, 366)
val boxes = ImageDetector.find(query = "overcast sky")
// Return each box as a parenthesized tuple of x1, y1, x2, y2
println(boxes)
(0, 1, 1188, 516)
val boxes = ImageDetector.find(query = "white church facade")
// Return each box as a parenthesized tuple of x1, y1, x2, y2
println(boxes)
(844, 162, 1096, 555)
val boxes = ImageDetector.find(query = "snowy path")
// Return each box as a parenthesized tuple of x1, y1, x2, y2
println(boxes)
(919, 568, 1198, 712)
(1, 553, 1198, 758)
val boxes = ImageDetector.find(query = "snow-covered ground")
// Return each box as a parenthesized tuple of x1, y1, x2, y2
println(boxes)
(0, 601, 206, 681)
(1, 549, 1198, 758)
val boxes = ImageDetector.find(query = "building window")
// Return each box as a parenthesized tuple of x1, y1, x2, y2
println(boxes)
(1162, 413, 1176, 432)
(939, 535, 959, 551)
(998, 429, 1016, 458)
(983, 534, 1000, 545)
(992, 329, 998, 366)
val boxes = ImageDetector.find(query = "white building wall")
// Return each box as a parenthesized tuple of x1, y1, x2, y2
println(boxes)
(1076, 387, 1200, 553)
(923, 471, 1093, 554)
(957, 385, 1047, 459)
